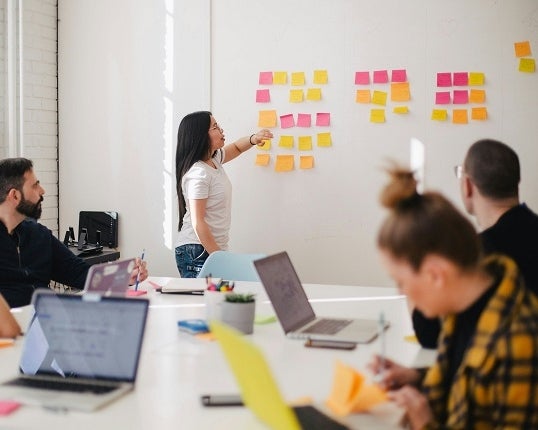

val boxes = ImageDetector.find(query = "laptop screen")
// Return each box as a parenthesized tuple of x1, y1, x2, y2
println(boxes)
(254, 252, 316, 332)
(20, 292, 148, 382)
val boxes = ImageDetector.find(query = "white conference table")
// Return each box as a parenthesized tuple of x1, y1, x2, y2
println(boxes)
(1, 278, 436, 430)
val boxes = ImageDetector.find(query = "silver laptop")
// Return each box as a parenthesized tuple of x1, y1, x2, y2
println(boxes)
(0, 290, 149, 412)
(254, 252, 388, 343)
(83, 258, 134, 295)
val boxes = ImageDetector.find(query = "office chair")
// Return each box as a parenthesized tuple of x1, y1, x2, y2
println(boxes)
(197, 251, 266, 282)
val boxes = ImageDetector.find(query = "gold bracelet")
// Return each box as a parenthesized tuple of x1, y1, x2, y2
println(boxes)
(233, 143, 242, 153)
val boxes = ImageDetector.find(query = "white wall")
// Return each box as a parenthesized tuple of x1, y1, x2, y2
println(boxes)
(58, 0, 538, 286)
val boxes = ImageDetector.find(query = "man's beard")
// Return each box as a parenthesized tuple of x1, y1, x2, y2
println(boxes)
(16, 194, 43, 220)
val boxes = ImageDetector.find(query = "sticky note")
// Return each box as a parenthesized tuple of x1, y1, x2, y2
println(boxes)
(437, 72, 452, 87)
(373, 70, 389, 84)
(431, 109, 448, 121)
(519, 58, 536, 73)
(469, 89, 485, 103)
(0, 338, 15, 348)
(371, 90, 387, 106)
(258, 140, 271, 150)
(306, 88, 322, 101)
(291, 71, 306, 86)
(298, 136, 313, 151)
(259, 71, 273, 85)
(278, 135, 294, 148)
(453, 90, 469, 104)
(258, 110, 277, 128)
(370, 109, 385, 123)
(289, 89, 304, 103)
(471, 107, 487, 120)
(435, 91, 451, 104)
(453, 109, 468, 124)
(275, 155, 294, 172)
(391, 69, 407, 82)
(313, 70, 328, 84)
(393, 106, 409, 114)
(317, 132, 332, 147)
(453, 72, 468, 86)
(273, 71, 288, 84)
(356, 89, 370, 103)
(390, 82, 410, 102)
(256, 89, 270, 103)
(315, 112, 330, 126)
(255, 154, 270, 166)
(280, 114, 295, 129)
(297, 113, 311, 127)
(0, 400, 21, 415)
(355, 71, 370, 85)
(300, 156, 314, 169)
(469, 72, 485, 86)
(514, 41, 531, 57)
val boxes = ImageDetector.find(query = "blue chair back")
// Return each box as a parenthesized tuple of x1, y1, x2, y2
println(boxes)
(197, 251, 266, 281)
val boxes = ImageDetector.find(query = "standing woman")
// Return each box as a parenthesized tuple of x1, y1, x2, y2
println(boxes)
(175, 111, 273, 278)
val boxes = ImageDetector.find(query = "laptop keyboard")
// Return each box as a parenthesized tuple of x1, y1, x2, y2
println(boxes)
(293, 405, 349, 430)
(301, 318, 352, 335)
(6, 378, 117, 394)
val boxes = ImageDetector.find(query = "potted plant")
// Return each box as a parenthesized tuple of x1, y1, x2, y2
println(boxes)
(220, 293, 256, 334)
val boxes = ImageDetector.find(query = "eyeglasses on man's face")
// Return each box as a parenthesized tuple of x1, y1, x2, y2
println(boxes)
(454, 165, 463, 179)
(209, 123, 223, 132)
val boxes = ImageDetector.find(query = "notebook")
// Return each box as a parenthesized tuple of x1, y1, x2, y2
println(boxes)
(254, 252, 388, 343)
(159, 278, 205, 295)
(0, 290, 149, 412)
(83, 258, 135, 295)
(211, 320, 349, 430)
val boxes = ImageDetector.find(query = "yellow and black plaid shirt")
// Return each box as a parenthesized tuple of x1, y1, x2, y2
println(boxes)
(422, 255, 538, 429)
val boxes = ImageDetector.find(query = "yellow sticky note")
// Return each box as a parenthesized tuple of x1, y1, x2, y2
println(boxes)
(469, 72, 485, 86)
(471, 107, 487, 120)
(278, 135, 294, 148)
(371, 90, 387, 106)
(291, 71, 306, 86)
(390, 82, 410, 102)
(257, 139, 271, 151)
(306, 88, 322, 101)
(514, 41, 531, 57)
(469, 89, 486, 103)
(351, 384, 388, 413)
(273, 71, 288, 84)
(317, 132, 332, 147)
(326, 361, 365, 416)
(370, 109, 385, 123)
(431, 109, 447, 121)
(275, 155, 294, 172)
(258, 110, 277, 128)
(519, 58, 536, 73)
(300, 156, 314, 169)
(393, 106, 409, 114)
(356, 89, 371, 104)
(453, 109, 468, 124)
(255, 154, 270, 166)
(313, 69, 328, 84)
(298, 136, 313, 151)
(289, 89, 304, 103)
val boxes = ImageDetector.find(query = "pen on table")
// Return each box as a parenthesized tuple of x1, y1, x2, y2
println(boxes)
(379, 311, 386, 379)
(134, 249, 145, 291)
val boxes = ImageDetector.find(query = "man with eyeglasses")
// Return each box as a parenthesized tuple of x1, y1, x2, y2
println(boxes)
(412, 138, 538, 348)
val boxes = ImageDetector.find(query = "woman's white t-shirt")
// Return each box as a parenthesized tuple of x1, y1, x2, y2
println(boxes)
(176, 149, 232, 250)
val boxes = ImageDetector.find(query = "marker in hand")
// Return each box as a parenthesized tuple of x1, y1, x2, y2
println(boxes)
(127, 249, 147, 297)
(373, 311, 386, 384)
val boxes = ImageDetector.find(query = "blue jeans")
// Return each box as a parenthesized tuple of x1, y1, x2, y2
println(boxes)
(175, 244, 208, 278)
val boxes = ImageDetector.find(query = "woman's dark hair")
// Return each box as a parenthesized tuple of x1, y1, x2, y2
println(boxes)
(175, 111, 212, 231)
(377, 165, 480, 271)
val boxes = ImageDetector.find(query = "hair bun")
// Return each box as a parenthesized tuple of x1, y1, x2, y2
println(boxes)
(380, 165, 418, 209)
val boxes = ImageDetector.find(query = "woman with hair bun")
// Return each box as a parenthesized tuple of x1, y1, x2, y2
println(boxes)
(370, 166, 538, 430)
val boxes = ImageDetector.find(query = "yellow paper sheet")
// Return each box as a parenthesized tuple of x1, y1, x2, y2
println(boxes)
(275, 155, 294, 172)
(393, 106, 409, 114)
(469, 72, 485, 86)
(306, 88, 322, 101)
(313, 69, 328, 84)
(453, 109, 468, 124)
(298, 136, 313, 151)
(390, 82, 410, 102)
(317, 132, 332, 147)
(519, 58, 536, 73)
(356, 89, 371, 104)
(471, 107, 487, 120)
(258, 110, 277, 128)
(257, 139, 271, 151)
(370, 109, 385, 123)
(291, 71, 306, 86)
(299, 156, 314, 169)
(255, 153, 270, 166)
(431, 109, 447, 121)
(278, 135, 294, 148)
(289, 89, 304, 103)
(371, 90, 387, 106)
(273, 71, 288, 84)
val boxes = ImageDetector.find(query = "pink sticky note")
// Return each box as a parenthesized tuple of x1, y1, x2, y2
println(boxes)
(435, 91, 451, 104)
(316, 112, 330, 126)
(259, 71, 273, 85)
(437, 72, 452, 87)
(0, 401, 20, 416)
(280, 114, 295, 129)
(453, 72, 468, 86)
(256, 89, 270, 103)
(297, 113, 312, 127)
(391, 69, 407, 82)
(453, 90, 469, 104)
(373, 70, 389, 84)
(126, 290, 147, 297)
(355, 71, 370, 85)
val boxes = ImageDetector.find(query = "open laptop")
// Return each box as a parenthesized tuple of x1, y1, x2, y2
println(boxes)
(211, 321, 349, 430)
(254, 252, 388, 343)
(83, 258, 134, 295)
(0, 290, 149, 412)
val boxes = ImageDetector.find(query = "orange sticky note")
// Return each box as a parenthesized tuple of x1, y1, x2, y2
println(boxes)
(370, 109, 385, 123)
(453, 109, 468, 124)
(514, 41, 531, 57)
(258, 110, 277, 128)
(326, 361, 364, 416)
(469, 89, 486, 103)
(255, 153, 270, 166)
(275, 155, 294, 172)
(298, 136, 313, 151)
(471, 107, 487, 120)
(390, 82, 410, 102)
(356, 89, 371, 103)
(317, 132, 332, 147)
(299, 156, 314, 169)
(0, 338, 15, 348)
(351, 384, 388, 413)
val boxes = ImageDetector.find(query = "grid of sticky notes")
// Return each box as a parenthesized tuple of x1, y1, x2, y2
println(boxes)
(354, 69, 411, 123)
(431, 72, 487, 123)
(515, 40, 535, 73)
(256, 70, 332, 172)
